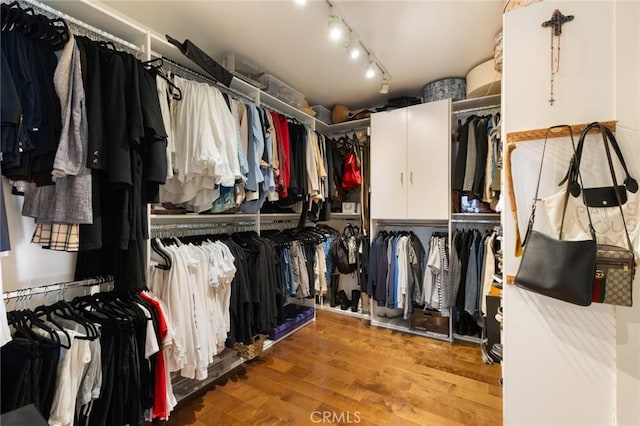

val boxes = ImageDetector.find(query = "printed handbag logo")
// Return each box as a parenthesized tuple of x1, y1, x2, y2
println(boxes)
(603, 268, 633, 306)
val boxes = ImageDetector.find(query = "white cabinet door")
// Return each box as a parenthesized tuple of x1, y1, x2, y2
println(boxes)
(406, 99, 451, 220)
(370, 108, 407, 219)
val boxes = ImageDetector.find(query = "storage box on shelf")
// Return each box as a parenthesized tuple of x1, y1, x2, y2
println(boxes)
(222, 52, 263, 87)
(312, 105, 332, 124)
(258, 73, 304, 110)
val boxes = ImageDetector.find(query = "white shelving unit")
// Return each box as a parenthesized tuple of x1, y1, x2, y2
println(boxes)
(450, 95, 502, 347)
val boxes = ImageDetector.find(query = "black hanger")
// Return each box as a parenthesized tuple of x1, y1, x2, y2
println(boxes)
(143, 57, 163, 69)
(44, 300, 100, 341)
(26, 309, 71, 349)
(98, 40, 117, 50)
(151, 238, 172, 270)
(46, 18, 70, 49)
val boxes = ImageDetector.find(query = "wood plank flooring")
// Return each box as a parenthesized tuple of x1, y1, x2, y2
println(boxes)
(164, 310, 503, 426)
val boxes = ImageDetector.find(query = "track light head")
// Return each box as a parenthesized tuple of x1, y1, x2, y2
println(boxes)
(328, 14, 343, 41)
(345, 34, 361, 60)
(365, 59, 376, 79)
(379, 76, 390, 94)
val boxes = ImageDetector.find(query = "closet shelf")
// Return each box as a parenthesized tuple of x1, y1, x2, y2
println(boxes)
(263, 317, 315, 351)
(317, 303, 370, 320)
(171, 348, 244, 403)
(452, 94, 501, 113)
(453, 334, 483, 344)
(150, 213, 258, 223)
(34, 0, 147, 48)
(370, 317, 451, 342)
(316, 117, 371, 134)
(372, 218, 449, 227)
(451, 213, 501, 223)
(506, 120, 616, 143)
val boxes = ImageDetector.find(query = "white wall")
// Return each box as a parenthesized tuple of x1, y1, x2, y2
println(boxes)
(1, 178, 76, 292)
(503, 1, 639, 425)
(614, 2, 640, 424)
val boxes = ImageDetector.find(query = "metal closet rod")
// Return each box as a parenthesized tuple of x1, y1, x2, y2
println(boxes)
(151, 221, 256, 231)
(162, 57, 309, 123)
(259, 99, 313, 124)
(161, 57, 255, 103)
(18, 0, 141, 51)
(451, 218, 501, 224)
(3, 275, 113, 300)
(150, 221, 256, 238)
(452, 104, 501, 115)
(374, 221, 449, 227)
(324, 126, 370, 137)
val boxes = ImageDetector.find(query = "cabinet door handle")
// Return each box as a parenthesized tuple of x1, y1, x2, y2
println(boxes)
(400, 172, 403, 185)
(410, 171, 413, 184)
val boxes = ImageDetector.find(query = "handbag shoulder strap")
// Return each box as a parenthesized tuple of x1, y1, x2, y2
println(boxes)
(561, 122, 638, 195)
(598, 123, 635, 252)
(525, 125, 596, 246)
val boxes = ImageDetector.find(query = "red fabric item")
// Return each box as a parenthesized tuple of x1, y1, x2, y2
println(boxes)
(592, 278, 604, 303)
(140, 292, 169, 420)
(271, 111, 290, 198)
(341, 151, 361, 191)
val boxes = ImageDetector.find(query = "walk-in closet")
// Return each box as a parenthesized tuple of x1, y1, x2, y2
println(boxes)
(1, 1, 638, 425)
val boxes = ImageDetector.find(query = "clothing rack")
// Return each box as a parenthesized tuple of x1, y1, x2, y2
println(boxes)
(324, 126, 370, 138)
(3, 275, 113, 300)
(161, 56, 256, 103)
(17, 0, 142, 52)
(452, 104, 501, 115)
(150, 221, 256, 238)
(451, 218, 501, 224)
(259, 218, 303, 231)
(261, 101, 312, 124)
(373, 220, 449, 227)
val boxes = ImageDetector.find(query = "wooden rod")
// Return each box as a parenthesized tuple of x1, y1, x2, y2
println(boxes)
(506, 120, 616, 143)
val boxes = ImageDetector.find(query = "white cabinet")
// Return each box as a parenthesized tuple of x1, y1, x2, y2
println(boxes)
(370, 99, 451, 220)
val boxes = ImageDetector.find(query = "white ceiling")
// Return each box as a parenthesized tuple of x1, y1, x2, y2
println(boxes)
(61, 0, 505, 110)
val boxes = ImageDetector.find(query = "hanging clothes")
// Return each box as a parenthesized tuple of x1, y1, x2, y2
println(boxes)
(72, 36, 168, 291)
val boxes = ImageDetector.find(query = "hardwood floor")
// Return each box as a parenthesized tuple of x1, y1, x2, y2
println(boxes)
(164, 310, 503, 426)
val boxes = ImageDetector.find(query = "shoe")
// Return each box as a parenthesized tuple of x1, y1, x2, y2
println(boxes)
(350, 290, 361, 312)
(329, 276, 340, 308)
(337, 290, 351, 310)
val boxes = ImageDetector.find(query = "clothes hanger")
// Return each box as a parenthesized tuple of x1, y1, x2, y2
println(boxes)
(44, 300, 100, 340)
(26, 309, 71, 349)
(142, 57, 163, 69)
(151, 238, 172, 270)
(46, 18, 70, 49)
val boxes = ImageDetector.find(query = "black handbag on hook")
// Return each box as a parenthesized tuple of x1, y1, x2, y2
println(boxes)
(559, 122, 638, 207)
(515, 125, 597, 306)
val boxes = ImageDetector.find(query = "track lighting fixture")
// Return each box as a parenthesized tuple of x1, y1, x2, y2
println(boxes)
(379, 75, 390, 94)
(345, 34, 361, 60)
(365, 59, 376, 79)
(324, 1, 390, 93)
(328, 12, 343, 41)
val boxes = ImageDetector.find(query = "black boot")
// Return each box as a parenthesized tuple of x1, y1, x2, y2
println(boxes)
(351, 290, 361, 312)
(337, 290, 350, 310)
(329, 275, 340, 307)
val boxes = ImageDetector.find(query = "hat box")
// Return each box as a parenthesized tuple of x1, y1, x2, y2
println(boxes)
(422, 77, 467, 103)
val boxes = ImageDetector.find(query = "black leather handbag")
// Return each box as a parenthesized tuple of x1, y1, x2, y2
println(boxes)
(560, 122, 638, 207)
(515, 125, 597, 306)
